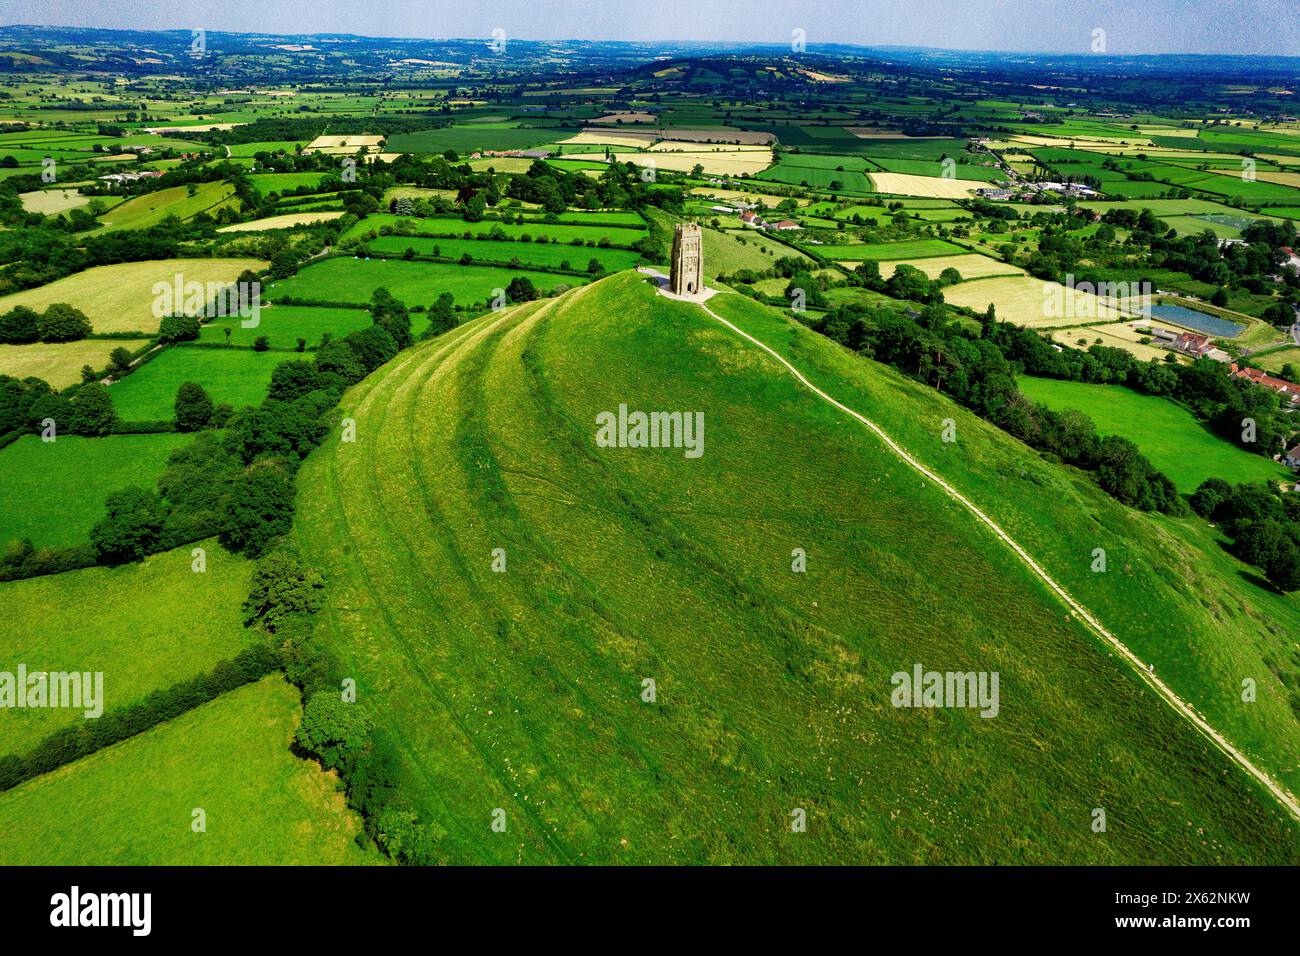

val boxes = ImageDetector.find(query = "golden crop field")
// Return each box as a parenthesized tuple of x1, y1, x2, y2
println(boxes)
(942, 275, 1133, 327)
(0, 258, 268, 333)
(876, 253, 1024, 281)
(0, 338, 152, 387)
(615, 149, 773, 175)
(868, 172, 988, 198)
(217, 211, 346, 232)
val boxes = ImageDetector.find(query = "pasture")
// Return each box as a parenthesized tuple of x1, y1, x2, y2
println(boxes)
(364, 235, 641, 272)
(107, 347, 281, 421)
(268, 257, 582, 307)
(0, 540, 252, 755)
(198, 304, 373, 349)
(0, 433, 192, 549)
(0, 678, 374, 865)
(97, 181, 237, 231)
(1016, 376, 1293, 492)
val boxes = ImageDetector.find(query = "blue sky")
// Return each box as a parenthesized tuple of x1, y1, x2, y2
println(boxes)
(1, 0, 1297, 55)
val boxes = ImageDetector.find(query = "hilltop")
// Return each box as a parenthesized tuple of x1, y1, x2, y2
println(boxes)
(290, 271, 1300, 864)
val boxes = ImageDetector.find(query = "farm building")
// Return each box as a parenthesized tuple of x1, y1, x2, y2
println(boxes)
(1285, 444, 1300, 470)
(1230, 364, 1300, 406)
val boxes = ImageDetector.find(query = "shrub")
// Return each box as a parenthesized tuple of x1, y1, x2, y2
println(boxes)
(242, 550, 326, 633)
(219, 458, 296, 556)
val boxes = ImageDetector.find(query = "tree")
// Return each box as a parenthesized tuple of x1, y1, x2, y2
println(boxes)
(506, 276, 539, 303)
(158, 313, 200, 343)
(1190, 478, 1232, 519)
(90, 486, 165, 563)
(268, 360, 328, 402)
(220, 459, 296, 556)
(174, 381, 214, 431)
(38, 303, 92, 343)
(296, 690, 373, 772)
(1265, 542, 1300, 593)
(66, 382, 116, 435)
(1211, 288, 1229, 307)
(0, 306, 40, 344)
(107, 347, 133, 378)
(426, 293, 456, 337)
(242, 550, 326, 632)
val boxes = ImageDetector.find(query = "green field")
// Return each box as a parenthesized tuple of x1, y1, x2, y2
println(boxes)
(290, 273, 1300, 864)
(342, 213, 645, 246)
(1016, 376, 1293, 492)
(97, 181, 237, 231)
(247, 172, 329, 197)
(197, 304, 374, 349)
(364, 235, 642, 272)
(0, 678, 374, 864)
(107, 346, 281, 421)
(0, 433, 193, 548)
(818, 238, 965, 261)
(0, 540, 252, 754)
(268, 257, 582, 308)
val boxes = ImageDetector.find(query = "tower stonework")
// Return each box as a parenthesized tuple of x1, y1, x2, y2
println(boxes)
(670, 222, 703, 297)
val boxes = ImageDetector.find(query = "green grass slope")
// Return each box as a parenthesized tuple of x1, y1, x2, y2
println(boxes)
(0, 678, 375, 864)
(291, 272, 1300, 864)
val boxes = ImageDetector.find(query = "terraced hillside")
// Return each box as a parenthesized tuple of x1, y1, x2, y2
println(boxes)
(293, 272, 1300, 865)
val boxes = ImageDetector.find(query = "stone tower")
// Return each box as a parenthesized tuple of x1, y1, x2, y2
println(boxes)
(670, 222, 703, 297)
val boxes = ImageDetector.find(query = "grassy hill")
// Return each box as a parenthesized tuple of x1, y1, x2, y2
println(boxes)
(291, 271, 1300, 864)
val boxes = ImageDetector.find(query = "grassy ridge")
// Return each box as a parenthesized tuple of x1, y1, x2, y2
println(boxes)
(292, 272, 1300, 864)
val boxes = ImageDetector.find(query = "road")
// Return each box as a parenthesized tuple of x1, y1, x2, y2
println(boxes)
(693, 294, 1300, 826)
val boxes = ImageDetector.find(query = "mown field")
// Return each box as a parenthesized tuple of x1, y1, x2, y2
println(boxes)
(0, 433, 193, 548)
(107, 346, 281, 421)
(0, 258, 267, 334)
(1016, 376, 1293, 492)
(0, 337, 151, 388)
(0, 540, 252, 755)
(0, 678, 375, 865)
(291, 272, 1300, 864)
(267, 257, 582, 307)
